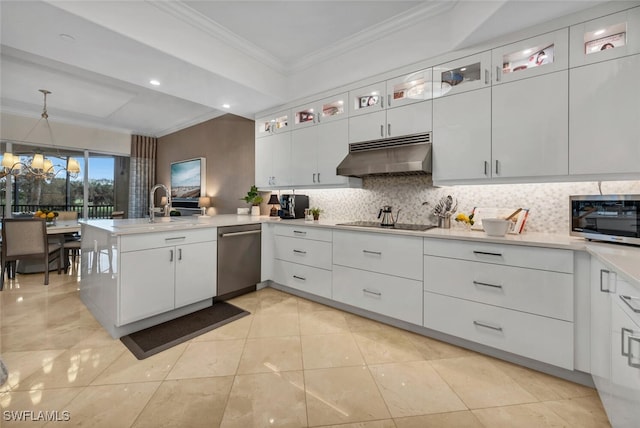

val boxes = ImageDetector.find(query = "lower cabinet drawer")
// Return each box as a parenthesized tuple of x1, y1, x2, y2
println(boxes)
(424, 292, 574, 370)
(332, 265, 423, 325)
(274, 235, 332, 270)
(424, 255, 574, 321)
(273, 259, 332, 299)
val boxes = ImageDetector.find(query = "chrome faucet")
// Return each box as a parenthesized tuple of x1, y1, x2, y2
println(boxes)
(149, 184, 171, 223)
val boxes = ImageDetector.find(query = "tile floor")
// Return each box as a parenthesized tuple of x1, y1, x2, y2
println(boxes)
(0, 272, 611, 427)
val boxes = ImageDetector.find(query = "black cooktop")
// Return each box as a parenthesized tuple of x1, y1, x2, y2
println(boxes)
(337, 221, 436, 232)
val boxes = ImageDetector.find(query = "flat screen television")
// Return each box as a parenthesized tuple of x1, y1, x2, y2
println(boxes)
(170, 157, 205, 208)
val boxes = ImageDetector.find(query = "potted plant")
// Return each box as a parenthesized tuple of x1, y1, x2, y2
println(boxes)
(242, 185, 263, 216)
(310, 207, 322, 221)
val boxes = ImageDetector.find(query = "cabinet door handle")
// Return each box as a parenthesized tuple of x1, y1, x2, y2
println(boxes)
(381, 95, 384, 108)
(380, 125, 384, 137)
(495, 160, 500, 175)
(388, 123, 391, 136)
(317, 172, 320, 182)
(363, 249, 382, 256)
(484, 161, 488, 176)
(485, 69, 489, 85)
(473, 320, 503, 332)
(387, 94, 391, 107)
(473, 280, 503, 289)
(363, 288, 382, 297)
(600, 269, 612, 293)
(620, 295, 640, 313)
(165, 236, 186, 242)
(169, 249, 174, 262)
(628, 335, 640, 368)
(293, 275, 306, 281)
(473, 250, 503, 257)
(313, 173, 316, 183)
(496, 66, 501, 82)
(622, 327, 634, 356)
(178, 248, 182, 260)
(293, 230, 307, 235)
(293, 249, 307, 255)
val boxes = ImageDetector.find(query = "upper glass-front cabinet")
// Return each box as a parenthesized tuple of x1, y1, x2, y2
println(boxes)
(385, 69, 432, 108)
(570, 6, 640, 68)
(492, 28, 569, 85)
(255, 109, 291, 137)
(349, 82, 386, 117)
(292, 92, 349, 129)
(433, 51, 492, 98)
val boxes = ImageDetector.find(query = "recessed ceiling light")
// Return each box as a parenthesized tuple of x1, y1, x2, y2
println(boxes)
(459, 67, 467, 72)
(222, 104, 230, 109)
(594, 29, 606, 36)
(523, 49, 533, 54)
(149, 79, 160, 86)
(59, 33, 75, 42)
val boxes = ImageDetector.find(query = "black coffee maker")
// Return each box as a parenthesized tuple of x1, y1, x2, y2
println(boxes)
(279, 194, 309, 219)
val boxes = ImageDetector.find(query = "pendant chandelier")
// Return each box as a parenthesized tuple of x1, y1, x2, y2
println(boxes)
(1, 89, 81, 181)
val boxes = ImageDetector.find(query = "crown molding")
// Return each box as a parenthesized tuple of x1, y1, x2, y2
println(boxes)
(288, 1, 458, 73)
(150, 1, 287, 74)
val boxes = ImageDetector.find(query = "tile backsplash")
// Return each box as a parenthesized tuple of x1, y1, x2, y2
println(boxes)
(297, 177, 640, 234)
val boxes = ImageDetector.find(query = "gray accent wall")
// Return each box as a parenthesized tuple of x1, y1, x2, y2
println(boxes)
(156, 114, 257, 215)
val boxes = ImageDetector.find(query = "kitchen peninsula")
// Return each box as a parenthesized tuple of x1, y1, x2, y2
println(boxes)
(79, 215, 262, 339)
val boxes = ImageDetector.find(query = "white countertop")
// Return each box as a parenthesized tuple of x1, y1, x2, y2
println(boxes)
(82, 214, 640, 287)
(81, 215, 263, 234)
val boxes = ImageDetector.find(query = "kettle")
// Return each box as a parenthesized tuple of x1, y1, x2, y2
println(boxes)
(378, 205, 401, 227)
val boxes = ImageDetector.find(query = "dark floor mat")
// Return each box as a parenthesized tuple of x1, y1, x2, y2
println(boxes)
(120, 301, 249, 360)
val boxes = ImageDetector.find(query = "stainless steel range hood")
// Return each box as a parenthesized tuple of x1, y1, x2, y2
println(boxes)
(336, 133, 432, 177)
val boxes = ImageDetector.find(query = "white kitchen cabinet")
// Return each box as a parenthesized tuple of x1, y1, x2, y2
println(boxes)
(491, 70, 569, 178)
(120, 246, 175, 325)
(424, 256, 574, 321)
(175, 241, 217, 307)
(385, 68, 432, 108)
(569, 54, 640, 176)
(273, 259, 332, 299)
(348, 101, 431, 144)
(119, 230, 217, 325)
(591, 258, 615, 413)
(333, 264, 423, 325)
(424, 292, 574, 369)
(349, 81, 386, 117)
(333, 230, 423, 280)
(433, 87, 491, 181)
(274, 235, 332, 271)
(492, 28, 569, 84)
(610, 280, 640, 427)
(255, 131, 291, 188)
(292, 92, 349, 129)
(591, 255, 640, 427)
(570, 6, 640, 68)
(255, 109, 291, 137)
(272, 224, 333, 299)
(432, 50, 492, 98)
(423, 238, 575, 370)
(291, 119, 358, 187)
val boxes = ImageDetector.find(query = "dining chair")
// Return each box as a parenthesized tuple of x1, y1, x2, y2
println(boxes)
(1, 218, 61, 289)
(57, 211, 81, 272)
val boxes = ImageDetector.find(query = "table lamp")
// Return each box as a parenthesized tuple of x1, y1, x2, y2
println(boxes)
(268, 194, 280, 217)
(198, 196, 211, 216)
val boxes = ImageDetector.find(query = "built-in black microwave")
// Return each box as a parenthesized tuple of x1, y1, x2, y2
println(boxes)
(570, 195, 640, 246)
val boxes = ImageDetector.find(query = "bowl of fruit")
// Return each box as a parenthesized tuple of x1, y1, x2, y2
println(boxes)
(34, 209, 59, 225)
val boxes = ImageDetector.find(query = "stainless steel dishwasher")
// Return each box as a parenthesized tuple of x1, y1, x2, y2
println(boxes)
(216, 223, 261, 300)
